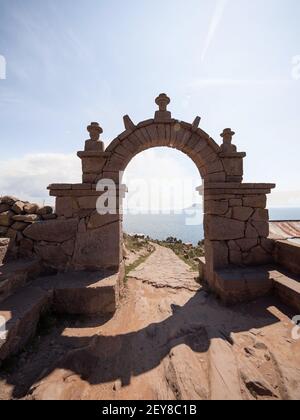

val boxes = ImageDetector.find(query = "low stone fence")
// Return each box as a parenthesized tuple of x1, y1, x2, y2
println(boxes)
(0, 195, 64, 268)
(274, 240, 300, 275)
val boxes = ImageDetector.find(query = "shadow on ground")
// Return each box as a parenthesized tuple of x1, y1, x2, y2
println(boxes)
(0, 289, 293, 399)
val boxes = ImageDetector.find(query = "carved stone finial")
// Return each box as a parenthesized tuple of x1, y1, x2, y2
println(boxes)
(220, 128, 237, 153)
(85, 122, 104, 152)
(154, 93, 171, 122)
(155, 93, 170, 111)
(192, 116, 201, 130)
(123, 115, 136, 131)
(87, 122, 103, 141)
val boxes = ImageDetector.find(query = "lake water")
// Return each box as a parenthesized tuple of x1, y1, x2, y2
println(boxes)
(123, 207, 300, 245)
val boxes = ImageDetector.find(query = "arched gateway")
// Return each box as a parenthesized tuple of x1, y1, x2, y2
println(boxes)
(47, 94, 275, 303)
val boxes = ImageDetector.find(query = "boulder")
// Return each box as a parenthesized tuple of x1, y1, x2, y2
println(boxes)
(12, 200, 25, 214)
(0, 196, 18, 205)
(37, 206, 53, 216)
(0, 204, 10, 213)
(23, 218, 78, 243)
(24, 203, 40, 214)
(0, 211, 14, 227)
(11, 222, 28, 231)
(12, 214, 40, 223)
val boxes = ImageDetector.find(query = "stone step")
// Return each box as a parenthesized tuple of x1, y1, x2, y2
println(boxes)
(0, 285, 52, 364)
(271, 269, 300, 313)
(40, 269, 122, 316)
(0, 258, 42, 303)
(0, 267, 123, 364)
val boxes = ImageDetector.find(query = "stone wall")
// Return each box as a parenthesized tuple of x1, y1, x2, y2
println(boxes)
(203, 183, 275, 293)
(0, 195, 76, 270)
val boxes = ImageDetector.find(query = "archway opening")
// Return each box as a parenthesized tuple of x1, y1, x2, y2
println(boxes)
(122, 147, 205, 272)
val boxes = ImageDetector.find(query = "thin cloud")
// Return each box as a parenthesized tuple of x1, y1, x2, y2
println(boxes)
(190, 78, 292, 88)
(0, 153, 81, 204)
(201, 0, 228, 62)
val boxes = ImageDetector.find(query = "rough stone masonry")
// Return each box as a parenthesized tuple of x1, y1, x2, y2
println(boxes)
(0, 94, 276, 302)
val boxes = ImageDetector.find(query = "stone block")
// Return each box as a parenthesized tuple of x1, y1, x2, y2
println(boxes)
(204, 200, 228, 215)
(83, 173, 98, 183)
(251, 208, 269, 222)
(11, 222, 28, 231)
(87, 212, 121, 229)
(42, 214, 57, 221)
(221, 157, 243, 177)
(274, 240, 300, 275)
(204, 172, 226, 182)
(243, 245, 272, 266)
(12, 201, 25, 214)
(0, 238, 9, 264)
(205, 240, 228, 269)
(72, 222, 121, 270)
(0, 196, 18, 205)
(204, 215, 245, 240)
(236, 238, 258, 252)
(24, 203, 40, 214)
(243, 195, 266, 209)
(0, 227, 8, 236)
(0, 204, 10, 213)
(24, 219, 78, 243)
(232, 207, 254, 221)
(77, 196, 98, 210)
(214, 267, 273, 303)
(251, 221, 269, 238)
(56, 197, 77, 218)
(229, 199, 242, 207)
(34, 243, 69, 269)
(245, 223, 259, 239)
(81, 157, 106, 174)
(12, 214, 40, 223)
(61, 239, 75, 257)
(229, 249, 243, 266)
(37, 206, 53, 216)
(0, 211, 14, 227)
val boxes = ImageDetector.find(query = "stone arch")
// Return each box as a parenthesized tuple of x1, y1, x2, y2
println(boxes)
(48, 94, 276, 304)
(103, 118, 224, 183)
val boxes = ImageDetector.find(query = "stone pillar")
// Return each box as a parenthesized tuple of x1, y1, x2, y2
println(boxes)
(47, 122, 127, 272)
(203, 182, 276, 301)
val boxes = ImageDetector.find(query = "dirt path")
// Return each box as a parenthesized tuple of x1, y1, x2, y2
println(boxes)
(1, 244, 300, 400)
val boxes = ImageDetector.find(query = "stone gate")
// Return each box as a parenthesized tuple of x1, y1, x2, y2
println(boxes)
(36, 94, 274, 302)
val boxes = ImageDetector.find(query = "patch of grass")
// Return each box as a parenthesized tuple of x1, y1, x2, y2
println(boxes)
(124, 233, 151, 253)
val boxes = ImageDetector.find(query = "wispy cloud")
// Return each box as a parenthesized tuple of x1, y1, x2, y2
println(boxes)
(190, 78, 292, 88)
(0, 153, 81, 204)
(201, 0, 228, 62)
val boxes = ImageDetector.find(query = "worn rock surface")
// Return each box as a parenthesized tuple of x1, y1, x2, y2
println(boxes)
(0, 244, 299, 401)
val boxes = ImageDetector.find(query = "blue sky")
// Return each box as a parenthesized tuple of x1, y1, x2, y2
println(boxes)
(0, 0, 300, 207)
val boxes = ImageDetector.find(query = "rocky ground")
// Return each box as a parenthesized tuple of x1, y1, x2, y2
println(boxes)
(0, 240, 300, 400)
